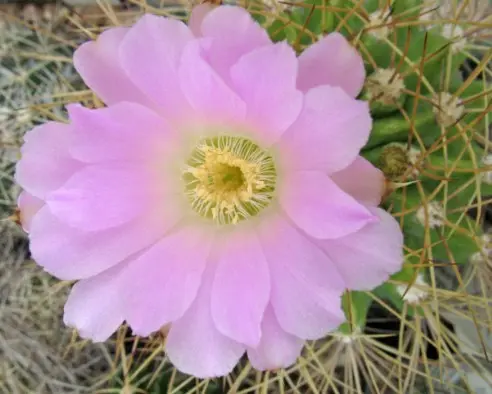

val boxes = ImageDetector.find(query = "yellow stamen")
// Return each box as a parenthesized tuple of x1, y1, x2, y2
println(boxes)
(183, 136, 276, 225)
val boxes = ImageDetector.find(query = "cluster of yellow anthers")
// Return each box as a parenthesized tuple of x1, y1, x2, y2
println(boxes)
(184, 136, 276, 225)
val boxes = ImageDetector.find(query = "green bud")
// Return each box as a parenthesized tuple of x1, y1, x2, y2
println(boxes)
(377, 143, 421, 180)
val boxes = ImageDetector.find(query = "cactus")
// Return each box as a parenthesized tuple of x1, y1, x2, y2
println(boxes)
(0, 10, 113, 394)
(2, 0, 492, 392)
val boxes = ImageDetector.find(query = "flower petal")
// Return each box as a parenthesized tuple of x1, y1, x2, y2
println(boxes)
(179, 40, 246, 123)
(330, 156, 385, 206)
(166, 264, 245, 378)
(211, 230, 270, 347)
(73, 28, 153, 107)
(297, 32, 365, 97)
(64, 263, 126, 342)
(188, 4, 214, 36)
(15, 122, 81, 199)
(123, 226, 213, 337)
(29, 205, 177, 280)
(67, 103, 175, 163)
(17, 191, 44, 232)
(247, 305, 304, 371)
(46, 164, 154, 231)
(200, 5, 271, 84)
(258, 213, 345, 339)
(319, 208, 404, 290)
(277, 85, 371, 172)
(279, 171, 375, 239)
(230, 42, 303, 145)
(119, 14, 193, 120)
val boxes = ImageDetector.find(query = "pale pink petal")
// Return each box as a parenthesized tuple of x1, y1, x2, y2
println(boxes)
(268, 265, 344, 339)
(119, 15, 193, 120)
(29, 206, 178, 280)
(258, 213, 345, 339)
(17, 191, 44, 232)
(73, 28, 153, 107)
(179, 40, 246, 123)
(46, 164, 154, 231)
(230, 42, 303, 145)
(277, 85, 371, 173)
(64, 263, 126, 342)
(331, 156, 385, 206)
(15, 122, 81, 199)
(319, 208, 403, 290)
(123, 226, 213, 337)
(67, 103, 176, 163)
(297, 32, 365, 97)
(247, 305, 304, 371)
(279, 171, 376, 239)
(211, 230, 270, 347)
(166, 265, 245, 378)
(200, 5, 271, 84)
(188, 4, 214, 36)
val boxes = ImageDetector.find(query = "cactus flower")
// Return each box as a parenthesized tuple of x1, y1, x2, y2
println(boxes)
(15, 5, 403, 378)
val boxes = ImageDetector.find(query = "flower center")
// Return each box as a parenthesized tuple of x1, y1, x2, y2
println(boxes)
(183, 135, 276, 225)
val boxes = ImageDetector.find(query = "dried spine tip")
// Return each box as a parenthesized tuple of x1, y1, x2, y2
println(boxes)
(416, 201, 445, 228)
(433, 92, 464, 127)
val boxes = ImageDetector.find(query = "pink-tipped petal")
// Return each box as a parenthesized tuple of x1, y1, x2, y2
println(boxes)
(319, 208, 403, 290)
(258, 213, 345, 339)
(277, 86, 371, 173)
(211, 231, 270, 347)
(123, 226, 213, 337)
(15, 122, 81, 199)
(68, 103, 175, 163)
(46, 164, 152, 231)
(29, 206, 178, 280)
(179, 40, 246, 123)
(230, 42, 303, 145)
(247, 306, 304, 371)
(200, 5, 271, 84)
(166, 265, 245, 378)
(331, 156, 385, 206)
(64, 263, 126, 342)
(17, 191, 44, 232)
(119, 15, 193, 120)
(73, 28, 153, 107)
(297, 32, 365, 97)
(188, 3, 214, 36)
(279, 171, 375, 239)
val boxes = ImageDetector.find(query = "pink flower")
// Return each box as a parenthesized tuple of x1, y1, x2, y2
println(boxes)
(15, 5, 403, 377)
